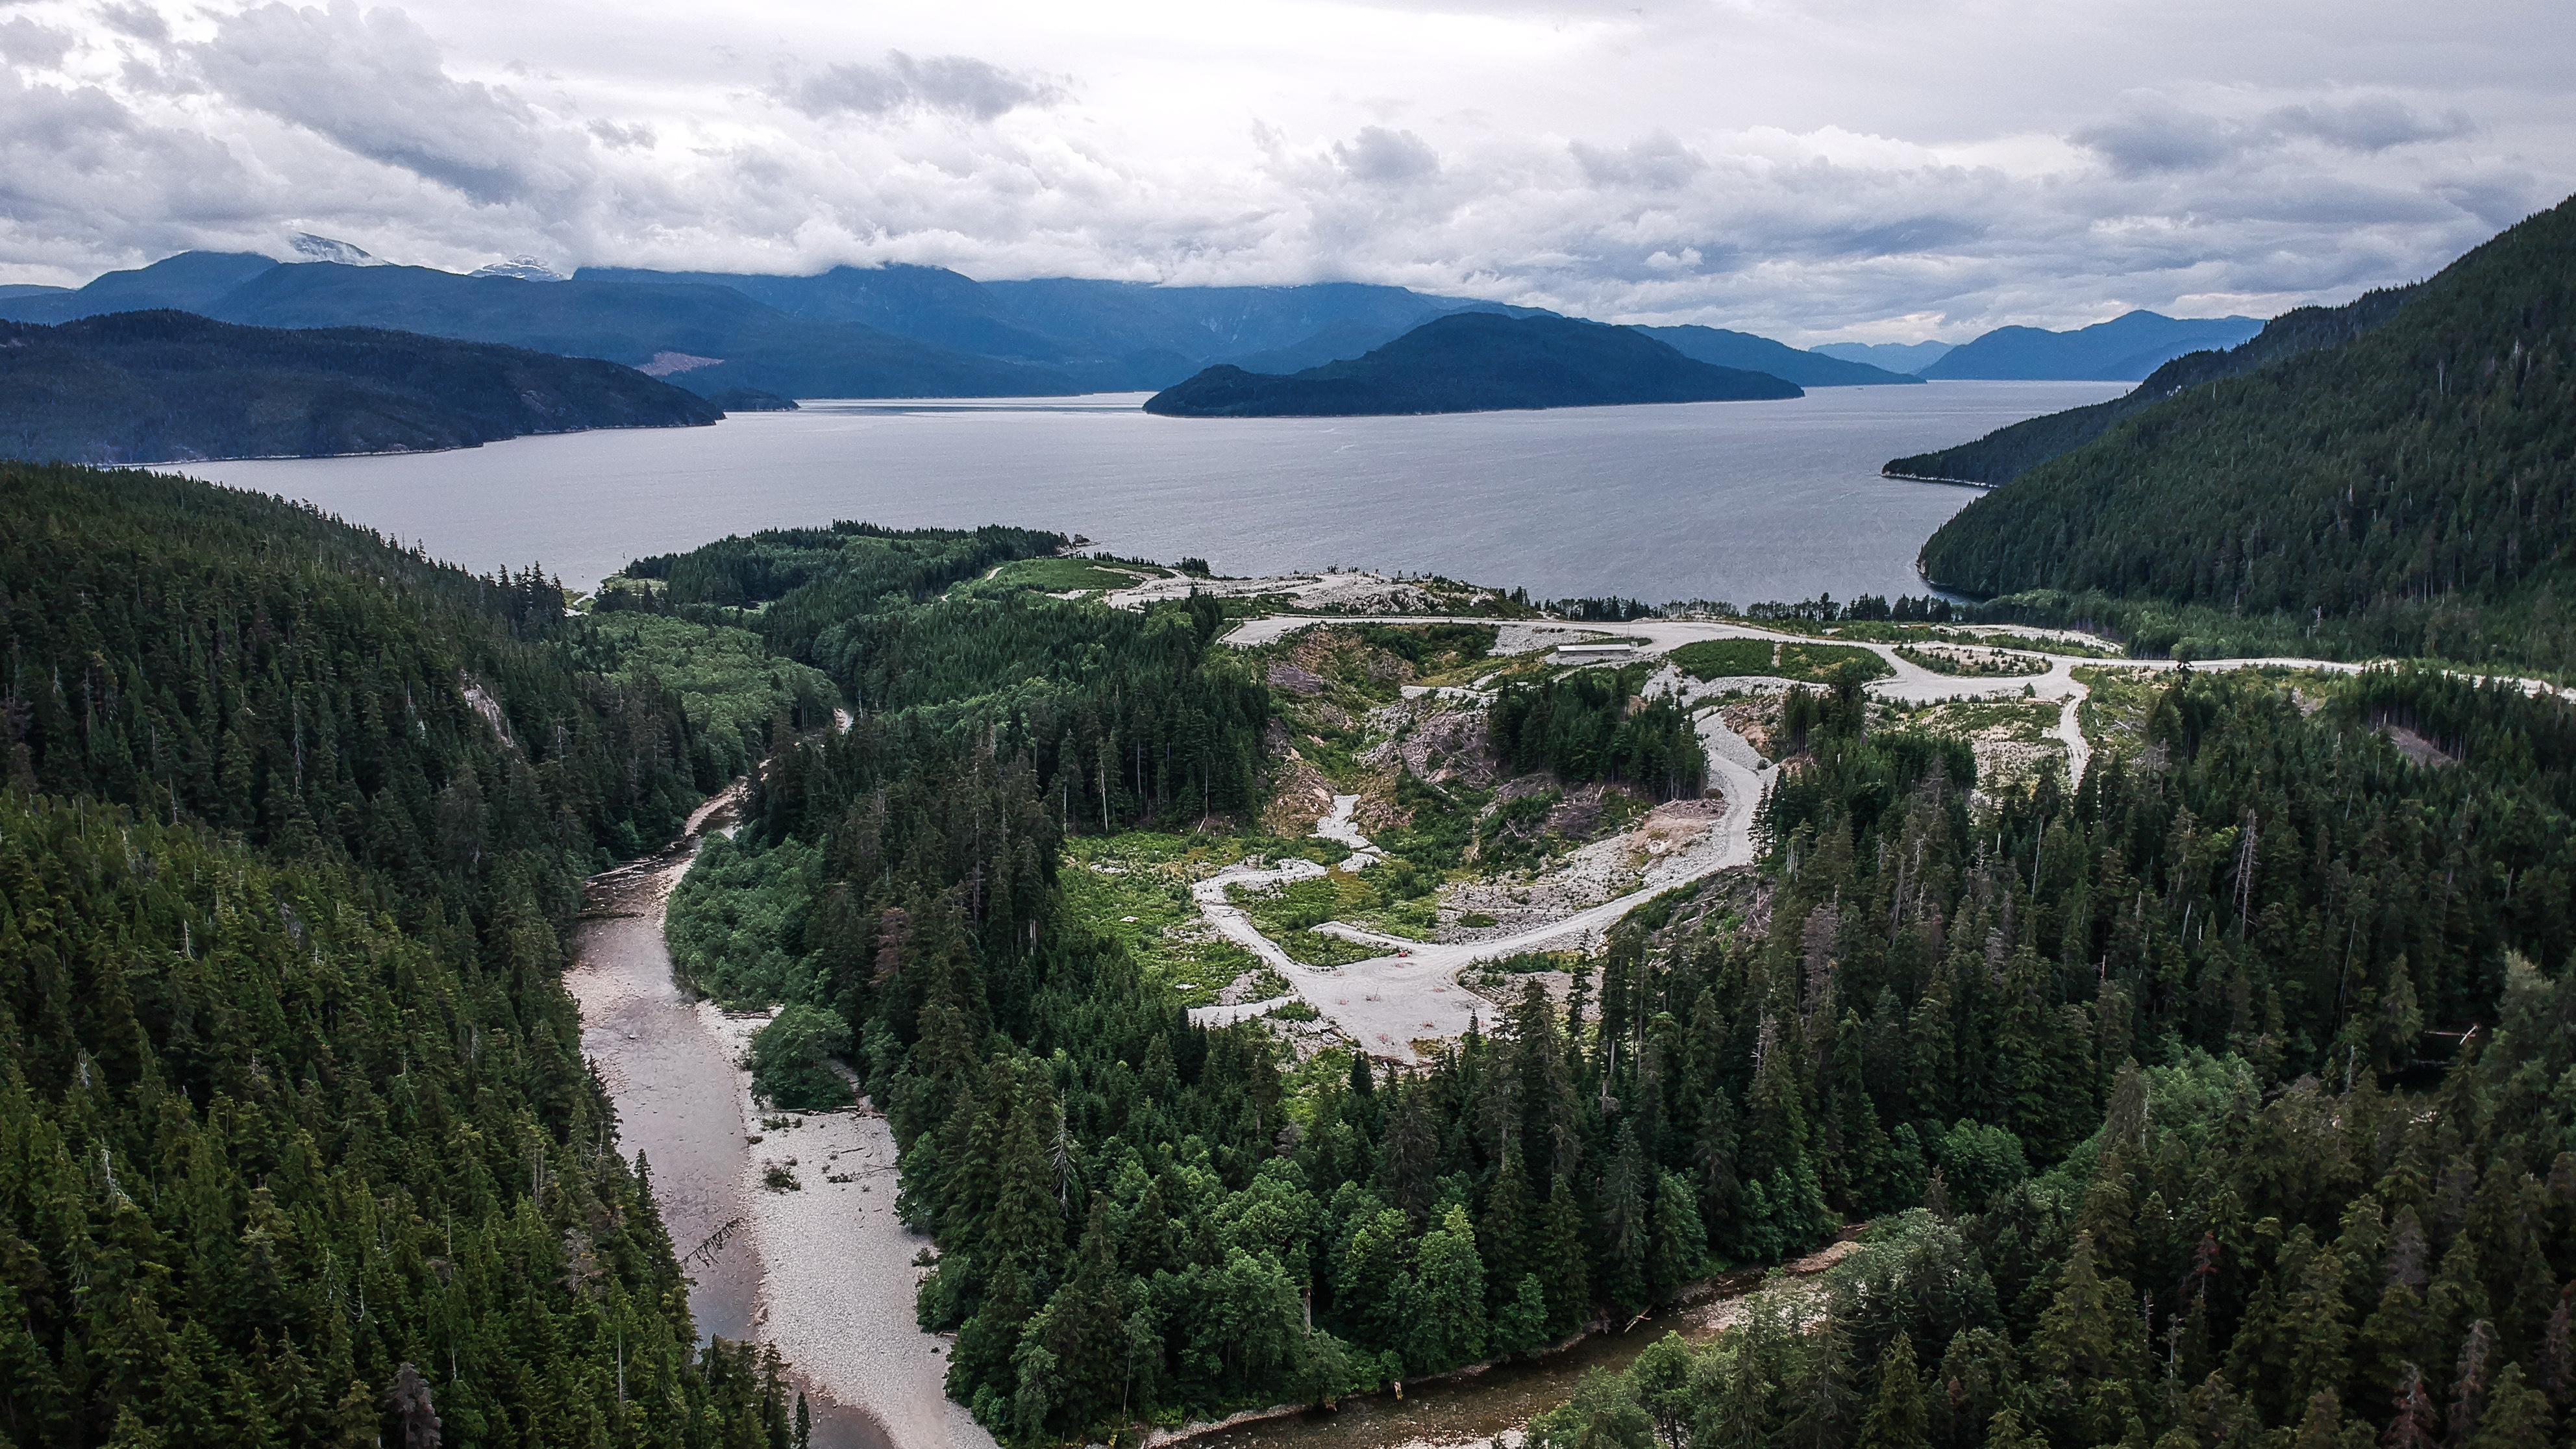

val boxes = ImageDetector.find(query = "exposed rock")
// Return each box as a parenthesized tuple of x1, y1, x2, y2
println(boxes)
(1267, 662, 1328, 695)
(1263, 762, 1337, 836)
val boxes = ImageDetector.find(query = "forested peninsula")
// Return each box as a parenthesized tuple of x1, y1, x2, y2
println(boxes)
(0, 310, 724, 464)
(1917, 193, 2576, 667)
(1143, 312, 1802, 416)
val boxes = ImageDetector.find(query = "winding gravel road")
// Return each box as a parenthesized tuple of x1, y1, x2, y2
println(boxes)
(1189, 610, 2572, 1061)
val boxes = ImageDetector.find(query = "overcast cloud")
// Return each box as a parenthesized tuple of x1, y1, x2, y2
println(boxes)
(0, 0, 2566, 342)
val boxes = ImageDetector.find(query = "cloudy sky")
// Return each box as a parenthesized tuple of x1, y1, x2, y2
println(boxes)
(1, 0, 2566, 342)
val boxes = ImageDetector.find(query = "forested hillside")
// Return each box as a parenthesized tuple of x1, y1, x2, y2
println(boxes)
(0, 462, 806, 1446)
(1920, 194, 2576, 669)
(1885, 284, 2420, 486)
(0, 310, 721, 465)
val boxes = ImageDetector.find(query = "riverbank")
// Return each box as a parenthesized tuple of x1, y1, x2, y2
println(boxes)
(567, 784, 995, 1449)
(1167, 1237, 1862, 1449)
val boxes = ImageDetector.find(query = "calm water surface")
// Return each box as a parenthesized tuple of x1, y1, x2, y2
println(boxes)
(190, 382, 2122, 599)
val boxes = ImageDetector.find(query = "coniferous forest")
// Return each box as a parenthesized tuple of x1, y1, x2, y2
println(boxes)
(0, 462, 810, 1447)
(636, 520, 2576, 1448)
(8, 452, 2576, 1449)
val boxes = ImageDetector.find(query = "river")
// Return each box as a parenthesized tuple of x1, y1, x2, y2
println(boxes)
(184, 380, 2122, 602)
(566, 789, 989, 1449)
(564, 793, 1858, 1449)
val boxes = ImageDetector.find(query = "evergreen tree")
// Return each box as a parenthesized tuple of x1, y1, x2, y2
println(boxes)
(1857, 1334, 1929, 1449)
(1541, 1176, 1592, 1336)
(1408, 1206, 1489, 1373)
(1599, 1125, 1653, 1312)
(2464, 1365, 2552, 1449)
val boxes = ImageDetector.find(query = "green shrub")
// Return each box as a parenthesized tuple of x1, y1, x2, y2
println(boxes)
(750, 1004, 855, 1109)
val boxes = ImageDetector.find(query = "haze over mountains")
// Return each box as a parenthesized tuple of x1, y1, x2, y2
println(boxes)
(1812, 340, 1956, 373)
(4, 243, 2264, 402)
(1918, 310, 2264, 380)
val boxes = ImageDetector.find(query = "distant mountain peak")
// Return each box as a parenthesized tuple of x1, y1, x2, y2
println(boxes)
(469, 256, 567, 282)
(289, 234, 386, 267)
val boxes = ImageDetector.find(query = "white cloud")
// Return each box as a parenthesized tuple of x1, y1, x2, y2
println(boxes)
(1334, 125, 1439, 185)
(0, 0, 2564, 338)
(0, 16, 71, 66)
(774, 51, 1062, 123)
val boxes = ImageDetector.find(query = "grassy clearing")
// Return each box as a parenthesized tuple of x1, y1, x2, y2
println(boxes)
(1226, 865, 1442, 960)
(1668, 638, 1894, 682)
(2074, 665, 2167, 756)
(967, 555, 1148, 595)
(1906, 698, 2064, 745)
(1463, 948, 1583, 994)
(1062, 832, 1267, 1006)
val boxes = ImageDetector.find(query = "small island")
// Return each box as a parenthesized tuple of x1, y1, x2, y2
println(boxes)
(1143, 311, 1802, 416)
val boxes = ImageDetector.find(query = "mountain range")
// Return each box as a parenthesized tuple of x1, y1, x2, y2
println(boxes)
(1142, 313, 1804, 415)
(1631, 327, 1920, 386)
(1811, 340, 1955, 372)
(1917, 309, 2263, 380)
(0, 247, 1932, 399)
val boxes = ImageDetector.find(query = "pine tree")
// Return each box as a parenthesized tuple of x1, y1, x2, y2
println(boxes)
(1540, 1175, 1591, 1336)
(2287, 1246, 2355, 1409)
(1787, 1310, 1859, 1449)
(2292, 1389, 2349, 1449)
(1036, 1198, 1128, 1433)
(1408, 1205, 1489, 1373)
(2031, 1231, 2136, 1443)
(1857, 1333, 1929, 1449)
(1336, 1208, 1413, 1352)
(2388, 1363, 2442, 1449)
(2466, 1365, 2553, 1449)
(1481, 1149, 1533, 1310)
(1983, 1407, 2044, 1449)
(1376, 1081, 1440, 1225)
(1599, 1124, 1653, 1312)
(2449, 1321, 2497, 1448)
(1648, 1170, 1709, 1304)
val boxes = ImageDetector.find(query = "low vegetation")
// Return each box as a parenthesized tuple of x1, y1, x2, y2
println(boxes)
(1668, 637, 1895, 682)
(1892, 643, 2050, 676)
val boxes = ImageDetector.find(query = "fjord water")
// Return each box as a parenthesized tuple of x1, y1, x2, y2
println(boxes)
(192, 380, 2124, 599)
